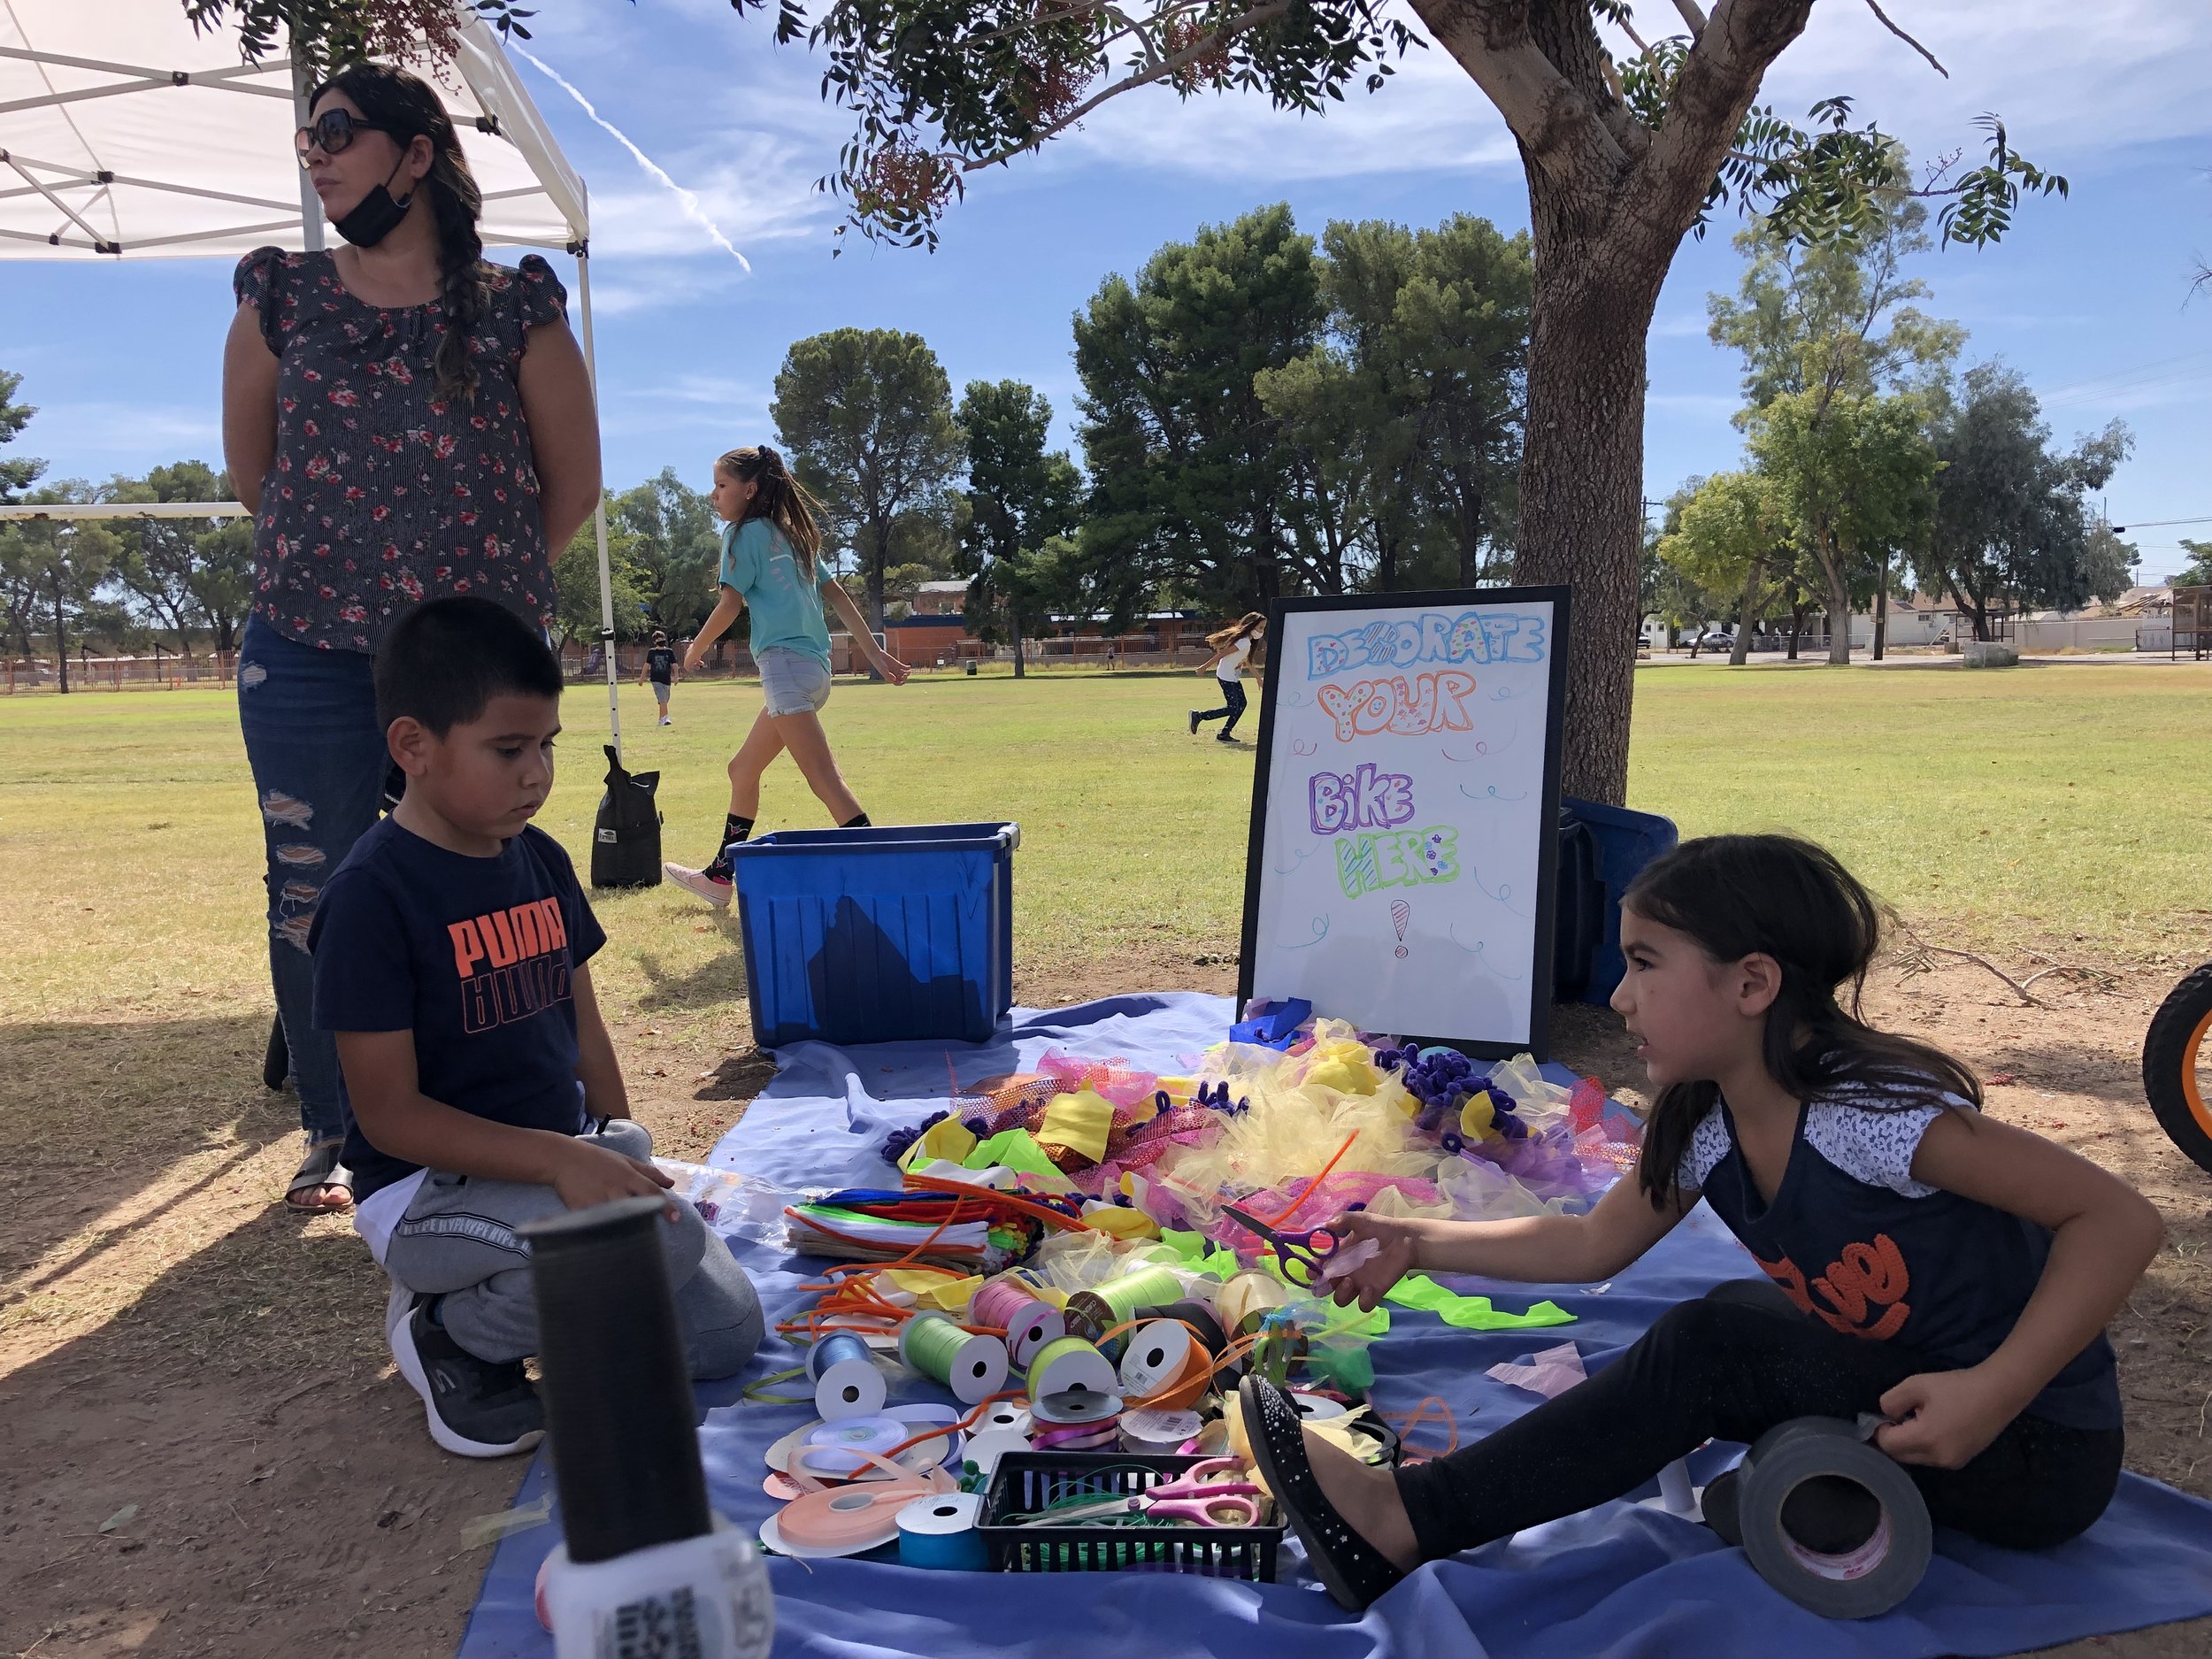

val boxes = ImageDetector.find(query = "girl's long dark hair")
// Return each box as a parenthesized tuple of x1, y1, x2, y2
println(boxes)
(719, 445, 826, 575)
(1627, 834, 1982, 1210)
(1207, 611, 1266, 650)
(311, 64, 487, 406)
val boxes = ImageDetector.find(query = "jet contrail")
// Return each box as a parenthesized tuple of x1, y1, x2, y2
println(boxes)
(511, 45, 750, 271)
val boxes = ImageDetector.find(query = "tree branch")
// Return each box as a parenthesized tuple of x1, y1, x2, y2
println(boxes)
(966, 0, 1294, 169)
(1671, 0, 1709, 35)
(1407, 0, 1628, 180)
(1633, 0, 1815, 254)
(1862, 0, 1947, 79)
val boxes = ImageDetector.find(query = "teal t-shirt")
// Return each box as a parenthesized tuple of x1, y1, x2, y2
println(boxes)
(719, 518, 833, 665)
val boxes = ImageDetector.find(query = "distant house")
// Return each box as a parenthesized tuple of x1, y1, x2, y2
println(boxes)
(2108, 585, 2173, 617)
(910, 580, 971, 617)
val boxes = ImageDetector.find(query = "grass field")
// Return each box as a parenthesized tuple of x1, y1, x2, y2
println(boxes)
(3, 657, 2208, 1059)
(6, 657, 2212, 1658)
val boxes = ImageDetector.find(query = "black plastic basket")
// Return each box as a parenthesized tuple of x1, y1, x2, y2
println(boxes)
(977, 1452, 1283, 1580)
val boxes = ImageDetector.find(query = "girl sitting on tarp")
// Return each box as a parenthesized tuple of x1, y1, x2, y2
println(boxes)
(1240, 833, 2158, 1612)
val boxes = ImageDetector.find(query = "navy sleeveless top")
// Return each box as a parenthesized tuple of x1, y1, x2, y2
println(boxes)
(1681, 1090, 2121, 1430)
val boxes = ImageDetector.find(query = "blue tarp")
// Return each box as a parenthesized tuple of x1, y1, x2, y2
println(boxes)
(458, 992, 2212, 1658)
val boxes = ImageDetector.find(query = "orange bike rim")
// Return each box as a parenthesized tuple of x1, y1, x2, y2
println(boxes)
(2186, 1005, 2212, 1142)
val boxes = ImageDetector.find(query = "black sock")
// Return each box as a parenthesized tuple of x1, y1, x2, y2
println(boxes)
(704, 813, 753, 877)
(841, 812, 872, 829)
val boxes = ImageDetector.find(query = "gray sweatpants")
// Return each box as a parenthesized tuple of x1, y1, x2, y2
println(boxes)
(383, 1119, 764, 1377)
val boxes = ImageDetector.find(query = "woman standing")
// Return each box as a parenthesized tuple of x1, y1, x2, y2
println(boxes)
(1189, 612, 1266, 743)
(222, 65, 600, 1212)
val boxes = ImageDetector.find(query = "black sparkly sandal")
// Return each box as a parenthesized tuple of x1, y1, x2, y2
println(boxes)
(1239, 1375, 1407, 1611)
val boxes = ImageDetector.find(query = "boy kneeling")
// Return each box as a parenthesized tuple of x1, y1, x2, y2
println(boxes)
(315, 597, 762, 1457)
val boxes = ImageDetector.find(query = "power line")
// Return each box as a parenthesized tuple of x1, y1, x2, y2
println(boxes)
(2110, 515, 2212, 532)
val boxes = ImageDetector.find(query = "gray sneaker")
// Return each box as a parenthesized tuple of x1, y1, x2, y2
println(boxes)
(388, 1297, 544, 1458)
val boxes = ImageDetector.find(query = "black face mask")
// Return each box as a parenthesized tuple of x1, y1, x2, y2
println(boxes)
(333, 154, 415, 249)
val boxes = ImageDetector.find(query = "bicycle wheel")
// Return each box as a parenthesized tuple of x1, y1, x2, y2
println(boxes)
(2143, 963, 2212, 1176)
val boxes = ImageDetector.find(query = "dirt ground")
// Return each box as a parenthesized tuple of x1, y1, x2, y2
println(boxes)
(3, 944, 2209, 1658)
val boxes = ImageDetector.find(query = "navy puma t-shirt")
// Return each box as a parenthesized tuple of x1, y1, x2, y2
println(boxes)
(311, 818, 605, 1202)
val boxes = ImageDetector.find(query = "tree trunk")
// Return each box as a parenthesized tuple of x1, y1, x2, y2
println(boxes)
(1011, 609, 1026, 680)
(1814, 532, 1852, 665)
(1455, 482, 1482, 589)
(1512, 254, 1659, 803)
(50, 582, 69, 695)
(864, 518, 889, 630)
(1787, 603, 1805, 660)
(1729, 564, 1758, 665)
(1871, 570, 1889, 662)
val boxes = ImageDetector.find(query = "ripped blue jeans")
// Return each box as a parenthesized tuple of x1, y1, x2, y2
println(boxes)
(236, 616, 388, 1146)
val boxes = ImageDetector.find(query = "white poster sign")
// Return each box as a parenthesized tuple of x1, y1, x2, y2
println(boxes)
(1236, 588, 1571, 1055)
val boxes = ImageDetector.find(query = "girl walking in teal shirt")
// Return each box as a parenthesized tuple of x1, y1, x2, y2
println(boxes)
(664, 444, 910, 906)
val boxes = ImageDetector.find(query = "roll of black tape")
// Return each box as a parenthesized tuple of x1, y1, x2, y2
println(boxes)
(1735, 1417, 1932, 1619)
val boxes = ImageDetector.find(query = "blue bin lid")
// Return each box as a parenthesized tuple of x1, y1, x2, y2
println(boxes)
(726, 821, 1019, 859)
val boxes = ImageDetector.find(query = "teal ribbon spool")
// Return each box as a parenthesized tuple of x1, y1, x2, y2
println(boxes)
(897, 1493, 988, 1571)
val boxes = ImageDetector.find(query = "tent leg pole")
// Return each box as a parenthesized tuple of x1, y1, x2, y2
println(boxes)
(574, 244, 622, 764)
(290, 61, 326, 252)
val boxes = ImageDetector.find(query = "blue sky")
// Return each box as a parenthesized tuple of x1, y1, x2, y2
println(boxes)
(5, 0, 2211, 580)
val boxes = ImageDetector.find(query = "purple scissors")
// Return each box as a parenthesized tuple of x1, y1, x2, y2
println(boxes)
(1036, 1459, 1266, 1527)
(1222, 1202, 1364, 1287)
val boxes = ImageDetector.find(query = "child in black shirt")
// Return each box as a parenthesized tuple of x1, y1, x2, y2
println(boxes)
(640, 629, 678, 726)
(1241, 833, 2162, 1612)
(312, 597, 761, 1457)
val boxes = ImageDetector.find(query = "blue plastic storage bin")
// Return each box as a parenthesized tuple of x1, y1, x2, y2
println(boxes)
(727, 822, 1018, 1048)
(1560, 796, 1678, 1007)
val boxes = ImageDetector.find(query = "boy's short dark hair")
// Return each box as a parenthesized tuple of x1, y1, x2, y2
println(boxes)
(375, 597, 564, 735)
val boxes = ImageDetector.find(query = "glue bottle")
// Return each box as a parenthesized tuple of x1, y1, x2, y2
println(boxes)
(522, 1194, 773, 1659)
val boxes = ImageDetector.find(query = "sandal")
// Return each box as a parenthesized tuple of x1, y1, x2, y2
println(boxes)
(286, 1138, 354, 1213)
(1239, 1375, 1406, 1611)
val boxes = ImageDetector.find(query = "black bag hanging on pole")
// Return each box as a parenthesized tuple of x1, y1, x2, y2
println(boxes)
(592, 743, 663, 889)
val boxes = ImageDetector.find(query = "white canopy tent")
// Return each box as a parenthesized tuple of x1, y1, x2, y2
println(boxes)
(0, 0, 627, 751)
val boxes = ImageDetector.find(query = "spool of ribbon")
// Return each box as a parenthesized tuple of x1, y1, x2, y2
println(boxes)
(1031, 1417, 1119, 1450)
(1025, 1333, 1118, 1404)
(770, 1449, 950, 1557)
(1733, 1417, 1932, 1619)
(963, 1427, 1033, 1477)
(975, 1402, 1032, 1438)
(805, 1331, 887, 1422)
(1118, 1406, 1203, 1455)
(1064, 1263, 1187, 1348)
(899, 1311, 1010, 1405)
(793, 1414, 910, 1477)
(897, 1492, 989, 1571)
(972, 1274, 1065, 1369)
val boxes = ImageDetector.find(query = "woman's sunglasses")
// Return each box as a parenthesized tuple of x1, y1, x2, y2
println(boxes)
(294, 109, 397, 167)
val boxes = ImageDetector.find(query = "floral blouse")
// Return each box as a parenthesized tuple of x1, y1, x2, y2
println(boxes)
(233, 248, 567, 653)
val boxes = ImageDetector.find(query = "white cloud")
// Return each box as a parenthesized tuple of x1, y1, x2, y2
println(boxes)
(1041, 43, 1521, 185)
(24, 402, 220, 459)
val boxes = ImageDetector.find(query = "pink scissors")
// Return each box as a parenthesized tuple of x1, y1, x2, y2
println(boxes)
(1222, 1202, 1350, 1286)
(1030, 1458, 1267, 1527)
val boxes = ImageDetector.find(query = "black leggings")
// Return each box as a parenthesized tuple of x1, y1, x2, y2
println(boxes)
(1395, 1281, 2123, 1559)
(1195, 678, 1248, 734)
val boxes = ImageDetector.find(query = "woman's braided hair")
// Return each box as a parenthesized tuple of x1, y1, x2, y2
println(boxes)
(310, 63, 488, 405)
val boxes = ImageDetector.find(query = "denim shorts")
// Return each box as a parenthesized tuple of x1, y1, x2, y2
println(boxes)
(758, 646, 833, 716)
